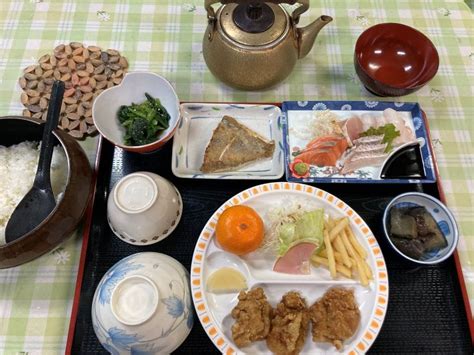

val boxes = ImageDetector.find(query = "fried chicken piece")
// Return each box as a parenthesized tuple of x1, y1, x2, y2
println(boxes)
(231, 287, 272, 348)
(309, 287, 361, 350)
(266, 291, 309, 355)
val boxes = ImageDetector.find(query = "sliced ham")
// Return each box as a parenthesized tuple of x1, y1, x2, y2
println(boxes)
(273, 242, 318, 275)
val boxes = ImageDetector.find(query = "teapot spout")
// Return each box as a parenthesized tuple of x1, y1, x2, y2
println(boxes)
(297, 15, 333, 59)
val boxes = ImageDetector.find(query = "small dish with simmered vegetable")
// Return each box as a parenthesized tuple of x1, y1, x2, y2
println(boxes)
(382, 192, 459, 264)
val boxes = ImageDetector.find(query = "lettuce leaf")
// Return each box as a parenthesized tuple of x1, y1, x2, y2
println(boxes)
(278, 223, 296, 255)
(278, 209, 324, 256)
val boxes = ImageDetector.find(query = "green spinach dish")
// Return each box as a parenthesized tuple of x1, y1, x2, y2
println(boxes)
(118, 93, 170, 146)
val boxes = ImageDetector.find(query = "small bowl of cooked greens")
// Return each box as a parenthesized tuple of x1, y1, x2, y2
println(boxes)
(382, 192, 459, 265)
(93, 72, 180, 153)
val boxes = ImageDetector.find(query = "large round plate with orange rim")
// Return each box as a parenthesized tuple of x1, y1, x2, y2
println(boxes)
(191, 182, 388, 354)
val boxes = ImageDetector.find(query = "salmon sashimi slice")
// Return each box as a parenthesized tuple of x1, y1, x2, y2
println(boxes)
(304, 136, 348, 155)
(306, 135, 342, 149)
(296, 136, 348, 166)
(297, 147, 340, 166)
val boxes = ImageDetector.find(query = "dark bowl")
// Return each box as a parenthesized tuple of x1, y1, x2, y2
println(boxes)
(354, 23, 439, 97)
(0, 116, 93, 268)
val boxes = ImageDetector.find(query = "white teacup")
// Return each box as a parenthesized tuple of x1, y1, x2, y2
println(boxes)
(107, 171, 182, 245)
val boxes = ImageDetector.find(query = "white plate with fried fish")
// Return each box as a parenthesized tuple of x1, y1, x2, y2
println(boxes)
(171, 103, 284, 179)
(191, 183, 389, 354)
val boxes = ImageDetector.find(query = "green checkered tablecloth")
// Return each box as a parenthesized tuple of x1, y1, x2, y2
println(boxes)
(0, 0, 472, 353)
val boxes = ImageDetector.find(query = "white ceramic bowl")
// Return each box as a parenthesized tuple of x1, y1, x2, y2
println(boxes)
(382, 192, 459, 264)
(92, 252, 193, 354)
(93, 71, 180, 153)
(107, 171, 182, 245)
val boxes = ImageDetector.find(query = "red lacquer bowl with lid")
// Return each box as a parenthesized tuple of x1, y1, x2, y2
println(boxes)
(354, 23, 439, 97)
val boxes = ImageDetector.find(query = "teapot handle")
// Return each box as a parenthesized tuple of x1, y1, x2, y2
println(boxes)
(205, 0, 309, 24)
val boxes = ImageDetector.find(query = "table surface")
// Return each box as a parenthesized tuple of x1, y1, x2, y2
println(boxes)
(0, 0, 472, 353)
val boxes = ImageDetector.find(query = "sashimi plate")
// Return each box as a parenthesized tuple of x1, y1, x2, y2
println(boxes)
(282, 101, 436, 184)
(172, 103, 284, 179)
(191, 182, 389, 354)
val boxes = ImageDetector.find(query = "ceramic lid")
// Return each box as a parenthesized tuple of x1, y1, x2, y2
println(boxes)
(219, 3, 289, 47)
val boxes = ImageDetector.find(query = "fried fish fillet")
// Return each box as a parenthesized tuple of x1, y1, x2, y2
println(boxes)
(231, 287, 272, 348)
(309, 287, 361, 350)
(201, 115, 275, 173)
(266, 291, 309, 355)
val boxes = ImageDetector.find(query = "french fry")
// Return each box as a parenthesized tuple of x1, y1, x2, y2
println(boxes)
(333, 235, 352, 268)
(316, 215, 372, 286)
(324, 230, 337, 278)
(311, 255, 352, 278)
(362, 259, 373, 280)
(327, 217, 334, 228)
(346, 226, 367, 259)
(345, 225, 372, 279)
(340, 229, 357, 259)
(329, 217, 349, 242)
(324, 217, 334, 233)
(319, 249, 355, 266)
(341, 229, 369, 286)
(324, 219, 331, 232)
(355, 257, 369, 287)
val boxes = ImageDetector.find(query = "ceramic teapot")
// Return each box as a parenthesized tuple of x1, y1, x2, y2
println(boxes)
(203, 0, 332, 90)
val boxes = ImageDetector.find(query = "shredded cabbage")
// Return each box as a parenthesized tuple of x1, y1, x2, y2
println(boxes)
(263, 201, 325, 256)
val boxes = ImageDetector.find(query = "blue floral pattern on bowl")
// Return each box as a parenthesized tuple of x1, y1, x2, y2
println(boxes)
(99, 261, 143, 305)
(92, 252, 193, 354)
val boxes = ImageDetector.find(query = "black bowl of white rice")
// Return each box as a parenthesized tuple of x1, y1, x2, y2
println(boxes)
(0, 116, 93, 268)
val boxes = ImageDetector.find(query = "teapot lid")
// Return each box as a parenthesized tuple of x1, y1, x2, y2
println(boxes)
(219, 2, 288, 47)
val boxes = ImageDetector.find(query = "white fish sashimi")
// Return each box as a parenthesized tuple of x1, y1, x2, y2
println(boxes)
(375, 115, 386, 127)
(382, 108, 416, 145)
(340, 115, 364, 146)
(341, 153, 388, 174)
(352, 135, 384, 145)
(360, 113, 377, 131)
(340, 134, 388, 174)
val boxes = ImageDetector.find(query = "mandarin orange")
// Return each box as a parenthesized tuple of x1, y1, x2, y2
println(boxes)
(215, 205, 264, 255)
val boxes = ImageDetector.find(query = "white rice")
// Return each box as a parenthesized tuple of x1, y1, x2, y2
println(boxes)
(0, 141, 68, 244)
